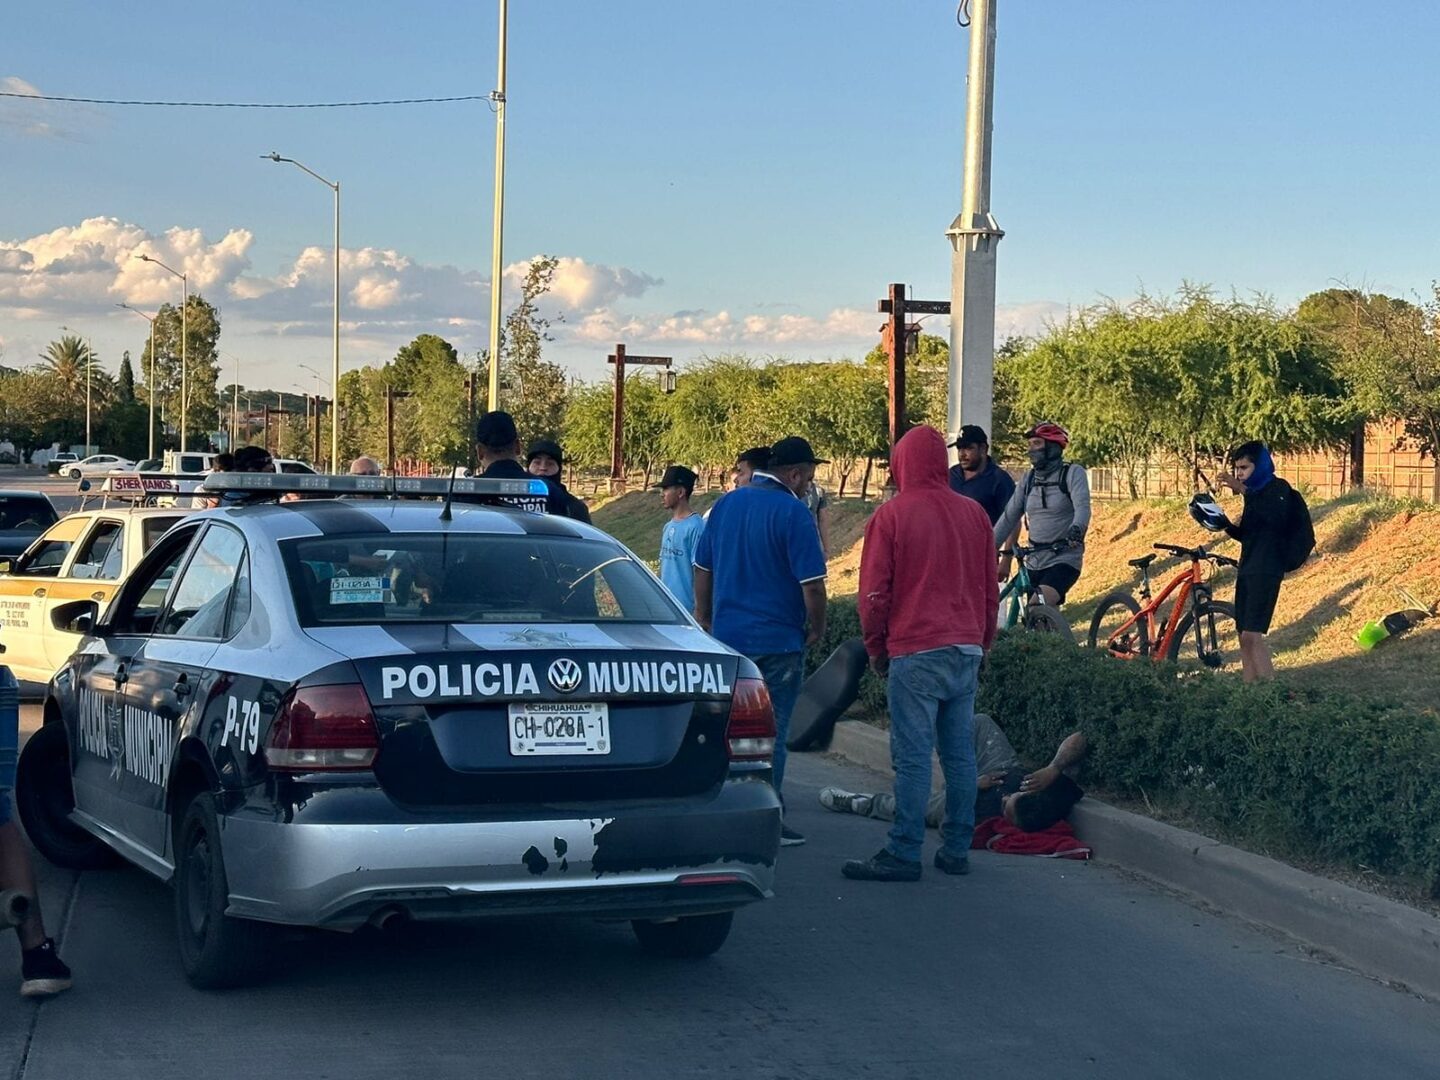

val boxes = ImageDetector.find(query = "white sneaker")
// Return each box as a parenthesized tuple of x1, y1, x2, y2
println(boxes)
(819, 788, 873, 816)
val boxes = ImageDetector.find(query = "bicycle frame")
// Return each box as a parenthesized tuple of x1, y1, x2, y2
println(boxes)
(1104, 559, 1208, 660)
(998, 564, 1033, 629)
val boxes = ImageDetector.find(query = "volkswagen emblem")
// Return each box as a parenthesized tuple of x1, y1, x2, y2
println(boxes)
(547, 657, 583, 694)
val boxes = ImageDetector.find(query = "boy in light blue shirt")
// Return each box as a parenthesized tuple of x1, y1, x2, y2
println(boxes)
(657, 465, 705, 613)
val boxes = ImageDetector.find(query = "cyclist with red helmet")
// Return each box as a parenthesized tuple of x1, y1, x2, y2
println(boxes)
(993, 422, 1092, 608)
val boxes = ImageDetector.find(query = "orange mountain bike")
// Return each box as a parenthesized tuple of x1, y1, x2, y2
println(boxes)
(1087, 543, 1240, 669)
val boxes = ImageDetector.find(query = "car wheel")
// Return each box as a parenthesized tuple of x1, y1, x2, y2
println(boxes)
(173, 792, 274, 989)
(631, 911, 734, 958)
(67, 468, 82, 479)
(15, 722, 121, 871)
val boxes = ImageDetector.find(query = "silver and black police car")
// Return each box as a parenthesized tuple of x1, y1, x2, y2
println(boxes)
(16, 473, 780, 988)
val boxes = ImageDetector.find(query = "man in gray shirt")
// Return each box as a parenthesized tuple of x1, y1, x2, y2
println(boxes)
(993, 422, 1092, 607)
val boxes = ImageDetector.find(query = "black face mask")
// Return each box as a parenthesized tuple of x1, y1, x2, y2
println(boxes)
(1027, 444, 1062, 470)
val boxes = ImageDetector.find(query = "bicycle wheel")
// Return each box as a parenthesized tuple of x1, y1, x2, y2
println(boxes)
(1168, 601, 1239, 670)
(1088, 590, 1148, 657)
(1022, 603, 1076, 642)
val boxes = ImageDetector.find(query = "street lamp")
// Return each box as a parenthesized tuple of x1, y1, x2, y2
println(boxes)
(264, 151, 341, 471)
(118, 303, 159, 459)
(135, 254, 189, 451)
(487, 0, 509, 411)
(58, 325, 92, 455)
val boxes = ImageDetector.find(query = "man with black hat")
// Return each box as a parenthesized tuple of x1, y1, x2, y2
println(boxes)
(693, 435, 828, 847)
(526, 438, 591, 522)
(464, 411, 549, 514)
(948, 425, 1015, 526)
(656, 464, 704, 611)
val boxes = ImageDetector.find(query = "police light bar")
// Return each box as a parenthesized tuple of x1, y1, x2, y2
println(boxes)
(200, 472, 551, 499)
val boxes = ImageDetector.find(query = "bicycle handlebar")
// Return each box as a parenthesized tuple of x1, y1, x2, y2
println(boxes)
(1153, 542, 1239, 568)
(1006, 540, 1074, 559)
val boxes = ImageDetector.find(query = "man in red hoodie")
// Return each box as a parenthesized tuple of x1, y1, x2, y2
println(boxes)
(844, 425, 999, 882)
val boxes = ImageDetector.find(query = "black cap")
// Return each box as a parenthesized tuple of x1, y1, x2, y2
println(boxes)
(655, 464, 698, 492)
(950, 424, 989, 449)
(735, 446, 772, 469)
(525, 439, 564, 467)
(769, 436, 828, 467)
(475, 410, 518, 449)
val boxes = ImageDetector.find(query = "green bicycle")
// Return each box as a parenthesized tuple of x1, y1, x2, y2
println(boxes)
(998, 542, 1076, 642)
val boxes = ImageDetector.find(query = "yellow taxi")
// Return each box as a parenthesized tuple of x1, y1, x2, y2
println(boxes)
(0, 507, 188, 683)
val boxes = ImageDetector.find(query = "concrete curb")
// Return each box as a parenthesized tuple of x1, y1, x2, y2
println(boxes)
(826, 719, 1440, 1001)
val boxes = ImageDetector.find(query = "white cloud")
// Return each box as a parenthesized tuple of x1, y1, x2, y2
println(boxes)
(570, 306, 875, 348)
(0, 76, 87, 139)
(503, 256, 662, 311)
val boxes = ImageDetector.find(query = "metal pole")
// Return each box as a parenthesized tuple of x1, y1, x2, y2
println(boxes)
(609, 344, 625, 490)
(180, 275, 189, 452)
(85, 337, 92, 453)
(887, 284, 907, 450)
(148, 319, 156, 458)
(947, 0, 1004, 445)
(233, 354, 240, 449)
(332, 181, 341, 470)
(486, 0, 509, 410)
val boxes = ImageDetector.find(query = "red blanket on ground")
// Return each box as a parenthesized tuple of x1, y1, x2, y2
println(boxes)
(972, 817, 1092, 860)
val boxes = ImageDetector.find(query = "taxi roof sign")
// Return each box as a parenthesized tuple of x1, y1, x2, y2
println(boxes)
(80, 472, 203, 498)
(199, 472, 550, 499)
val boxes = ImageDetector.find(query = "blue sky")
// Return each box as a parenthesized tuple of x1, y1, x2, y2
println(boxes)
(3, 0, 1438, 394)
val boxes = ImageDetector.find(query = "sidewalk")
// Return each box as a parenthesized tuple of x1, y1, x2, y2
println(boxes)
(826, 718, 1440, 1001)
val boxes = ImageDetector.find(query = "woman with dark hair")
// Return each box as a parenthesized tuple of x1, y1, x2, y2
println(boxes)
(1217, 441, 1300, 682)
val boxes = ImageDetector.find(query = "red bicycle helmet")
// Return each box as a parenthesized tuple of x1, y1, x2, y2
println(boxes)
(1025, 422, 1070, 448)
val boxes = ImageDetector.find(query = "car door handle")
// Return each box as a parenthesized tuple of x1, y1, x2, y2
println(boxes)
(32, 587, 46, 598)
(173, 675, 192, 698)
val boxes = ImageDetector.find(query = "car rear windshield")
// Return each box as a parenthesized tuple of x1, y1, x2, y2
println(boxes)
(0, 496, 57, 530)
(283, 533, 685, 626)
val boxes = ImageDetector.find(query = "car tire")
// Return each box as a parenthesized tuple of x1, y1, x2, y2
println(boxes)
(67, 468, 82, 479)
(631, 911, 734, 958)
(15, 722, 122, 871)
(173, 792, 274, 989)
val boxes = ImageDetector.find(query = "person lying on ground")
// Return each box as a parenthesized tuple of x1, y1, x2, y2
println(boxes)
(822, 728, 1088, 834)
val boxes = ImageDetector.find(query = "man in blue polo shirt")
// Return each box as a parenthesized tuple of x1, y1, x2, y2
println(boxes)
(694, 435, 828, 847)
(948, 424, 1015, 525)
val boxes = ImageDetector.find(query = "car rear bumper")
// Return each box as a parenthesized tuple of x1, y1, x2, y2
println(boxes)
(219, 778, 781, 929)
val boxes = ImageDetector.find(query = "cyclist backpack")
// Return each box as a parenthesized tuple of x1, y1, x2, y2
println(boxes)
(1281, 485, 1315, 573)
(1022, 463, 1074, 510)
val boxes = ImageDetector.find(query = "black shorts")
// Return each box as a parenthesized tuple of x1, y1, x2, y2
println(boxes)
(1029, 563, 1081, 605)
(1235, 574, 1282, 634)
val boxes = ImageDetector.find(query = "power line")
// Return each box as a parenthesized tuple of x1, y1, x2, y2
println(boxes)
(0, 90, 487, 109)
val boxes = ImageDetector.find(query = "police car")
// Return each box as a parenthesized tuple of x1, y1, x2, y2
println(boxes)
(16, 472, 780, 988)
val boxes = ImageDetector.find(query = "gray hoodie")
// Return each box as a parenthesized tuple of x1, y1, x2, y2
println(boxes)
(992, 462, 1092, 571)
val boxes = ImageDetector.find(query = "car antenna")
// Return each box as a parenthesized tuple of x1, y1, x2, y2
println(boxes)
(439, 461, 463, 522)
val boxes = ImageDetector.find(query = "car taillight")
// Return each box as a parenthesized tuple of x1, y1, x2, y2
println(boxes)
(726, 678, 775, 762)
(265, 684, 379, 771)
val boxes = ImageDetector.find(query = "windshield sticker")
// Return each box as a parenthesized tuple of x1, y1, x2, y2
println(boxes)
(330, 576, 389, 605)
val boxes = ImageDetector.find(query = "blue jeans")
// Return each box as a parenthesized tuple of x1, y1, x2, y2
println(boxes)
(886, 647, 982, 863)
(748, 652, 805, 799)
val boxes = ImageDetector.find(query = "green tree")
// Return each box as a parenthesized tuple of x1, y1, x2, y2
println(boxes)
(117, 351, 136, 404)
(141, 295, 222, 448)
(490, 255, 570, 446)
(562, 381, 615, 473)
(37, 335, 111, 444)
(661, 356, 774, 480)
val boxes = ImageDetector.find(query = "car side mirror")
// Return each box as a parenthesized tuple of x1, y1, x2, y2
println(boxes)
(51, 599, 99, 635)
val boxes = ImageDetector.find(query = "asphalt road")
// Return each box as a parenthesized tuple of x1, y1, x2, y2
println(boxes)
(4, 707, 1438, 1080)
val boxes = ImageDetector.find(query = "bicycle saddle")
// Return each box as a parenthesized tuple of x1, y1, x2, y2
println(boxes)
(1128, 553, 1158, 569)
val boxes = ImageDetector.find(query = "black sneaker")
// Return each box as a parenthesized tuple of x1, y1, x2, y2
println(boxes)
(934, 849, 971, 876)
(780, 824, 807, 847)
(842, 849, 922, 882)
(20, 938, 72, 999)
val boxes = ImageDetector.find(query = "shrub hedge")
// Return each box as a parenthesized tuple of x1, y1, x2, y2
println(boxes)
(816, 596, 1440, 895)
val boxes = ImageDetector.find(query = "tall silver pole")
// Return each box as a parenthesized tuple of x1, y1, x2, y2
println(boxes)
(180, 274, 189, 452)
(148, 319, 156, 458)
(486, 0, 509, 410)
(947, 0, 1004, 445)
(332, 181, 341, 471)
(85, 337, 92, 453)
(233, 354, 241, 449)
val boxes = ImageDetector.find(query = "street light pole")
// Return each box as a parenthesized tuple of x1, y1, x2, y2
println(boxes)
(118, 304, 159, 458)
(264, 152, 342, 469)
(486, 0, 509, 410)
(136, 254, 189, 451)
(947, 0, 1004, 445)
